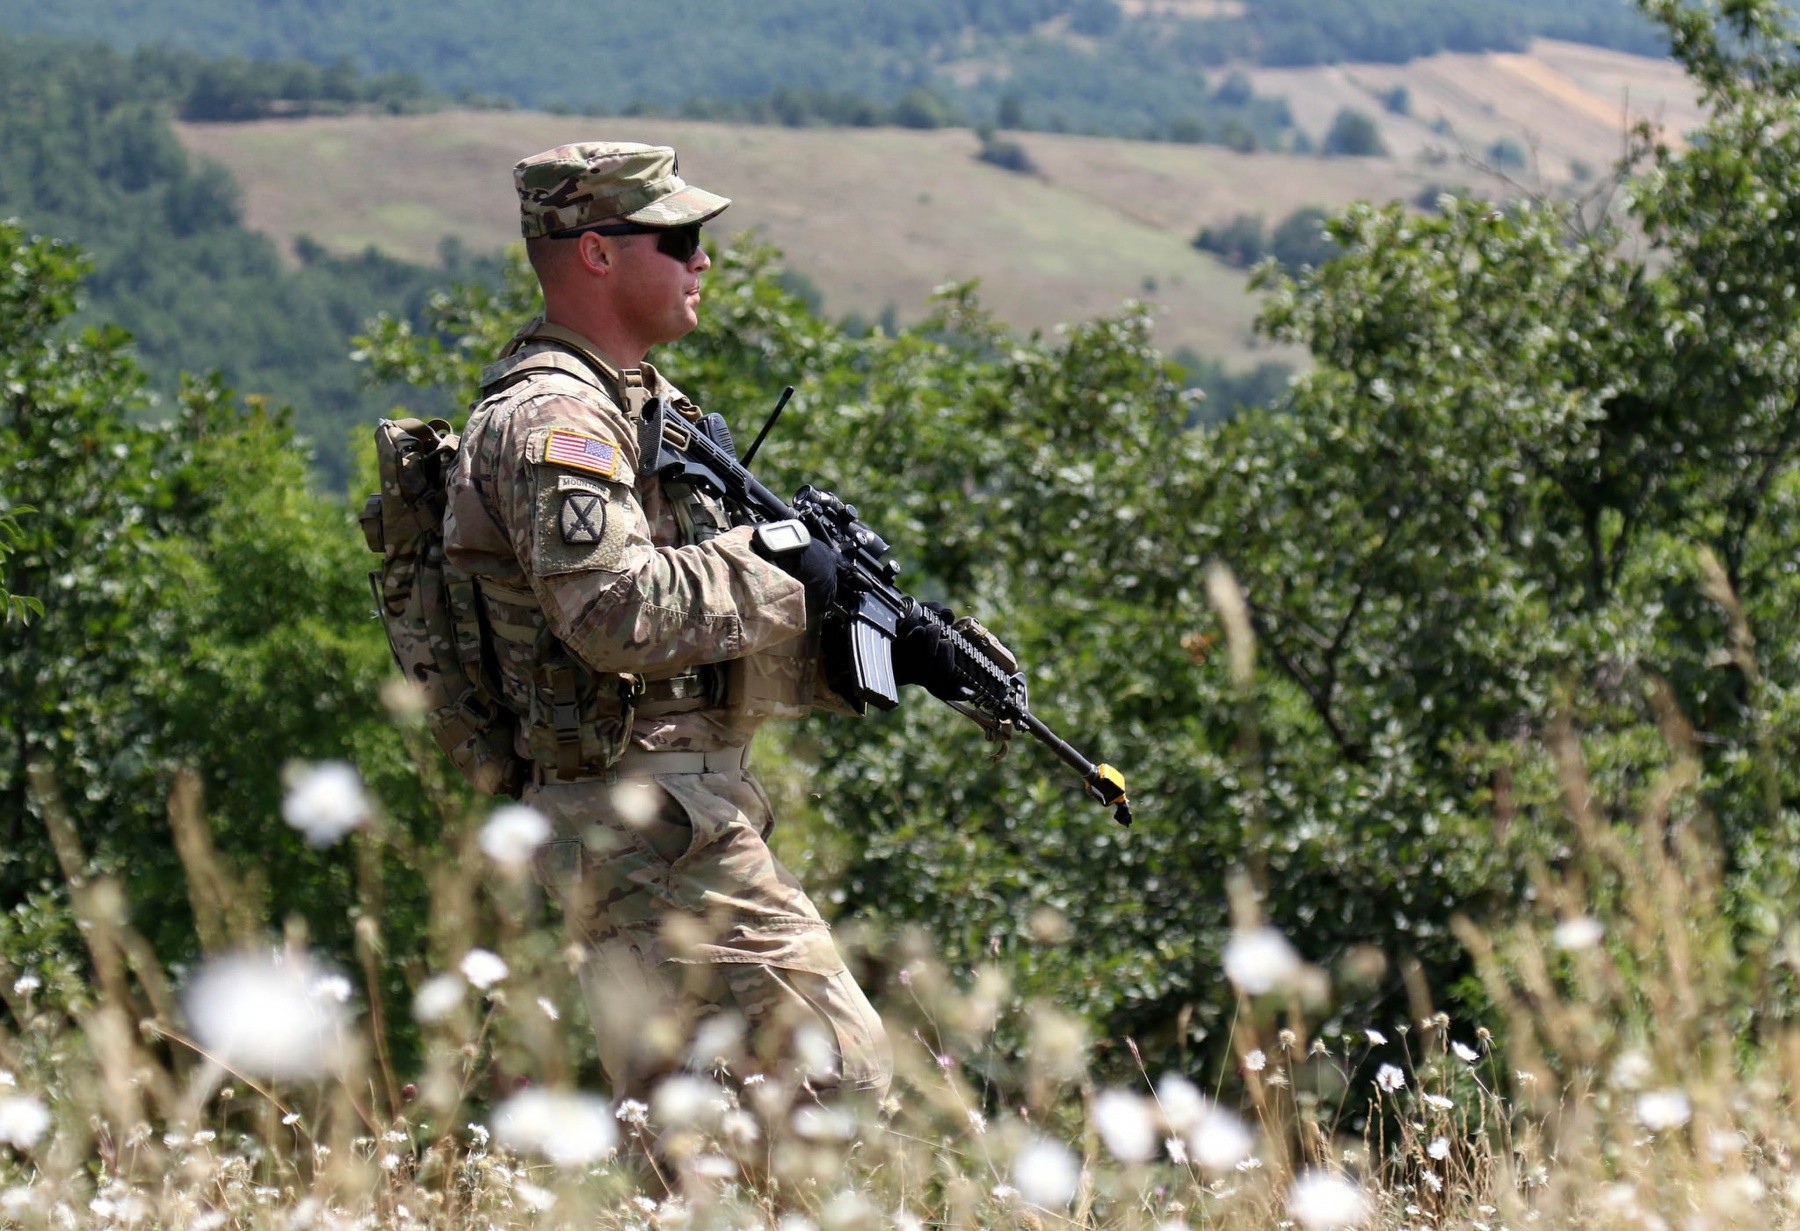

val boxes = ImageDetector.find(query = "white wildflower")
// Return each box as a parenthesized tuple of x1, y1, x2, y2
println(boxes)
(687, 1012, 745, 1069)
(1244, 1049, 1267, 1072)
(615, 1099, 650, 1127)
(1428, 1136, 1451, 1160)
(412, 973, 463, 1023)
(610, 781, 662, 828)
(1552, 916, 1604, 951)
(1452, 1041, 1480, 1063)
(893, 1210, 924, 1231)
(458, 948, 508, 990)
(777, 1216, 818, 1231)
(966, 1108, 988, 1135)
(651, 1075, 724, 1130)
(1164, 1135, 1188, 1164)
(1422, 1168, 1443, 1193)
(0, 1095, 49, 1148)
(793, 1105, 854, 1141)
(1012, 1137, 1080, 1208)
(477, 805, 550, 870)
(11, 974, 39, 996)
(1423, 1093, 1454, 1110)
(1364, 1029, 1386, 1046)
(280, 761, 369, 846)
(1094, 1089, 1157, 1163)
(720, 1109, 760, 1146)
(821, 1191, 875, 1229)
(1610, 1048, 1652, 1090)
(1375, 1064, 1406, 1092)
(184, 951, 349, 1080)
(1636, 1088, 1692, 1132)
(490, 1088, 617, 1166)
(794, 1023, 837, 1080)
(1288, 1170, 1370, 1231)
(513, 1181, 555, 1211)
(691, 1154, 736, 1180)
(1155, 1073, 1206, 1132)
(1222, 926, 1302, 994)
(1189, 1105, 1255, 1173)
(311, 973, 353, 1005)
(536, 996, 559, 1021)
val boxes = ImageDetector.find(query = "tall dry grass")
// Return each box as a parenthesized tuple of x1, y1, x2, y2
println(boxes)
(2, 563, 1797, 1230)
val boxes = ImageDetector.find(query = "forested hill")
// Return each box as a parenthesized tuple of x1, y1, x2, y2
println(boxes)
(0, 30, 494, 482)
(1, 0, 1664, 139)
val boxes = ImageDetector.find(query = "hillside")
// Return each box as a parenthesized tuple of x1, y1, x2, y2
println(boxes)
(177, 39, 1697, 369)
(0, 0, 1664, 127)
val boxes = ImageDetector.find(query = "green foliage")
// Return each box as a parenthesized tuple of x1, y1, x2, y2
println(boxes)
(1487, 136, 1528, 169)
(0, 28, 501, 486)
(1195, 206, 1340, 274)
(353, 0, 1800, 1083)
(1323, 107, 1387, 156)
(2, 0, 1653, 153)
(1267, 206, 1340, 271)
(1194, 213, 1269, 267)
(975, 130, 1041, 174)
(0, 217, 423, 1003)
(0, 505, 42, 624)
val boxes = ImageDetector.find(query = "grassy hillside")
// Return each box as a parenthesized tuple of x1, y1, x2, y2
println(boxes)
(0, 0, 1664, 127)
(176, 39, 1696, 369)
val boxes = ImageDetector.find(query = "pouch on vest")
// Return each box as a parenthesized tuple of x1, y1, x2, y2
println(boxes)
(362, 417, 527, 797)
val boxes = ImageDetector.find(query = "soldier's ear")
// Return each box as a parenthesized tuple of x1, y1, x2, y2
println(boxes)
(575, 231, 616, 278)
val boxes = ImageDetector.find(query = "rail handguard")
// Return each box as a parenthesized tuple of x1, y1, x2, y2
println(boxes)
(637, 396, 1132, 827)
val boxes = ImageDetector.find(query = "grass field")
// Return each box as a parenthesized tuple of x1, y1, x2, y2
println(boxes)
(177, 39, 1694, 369)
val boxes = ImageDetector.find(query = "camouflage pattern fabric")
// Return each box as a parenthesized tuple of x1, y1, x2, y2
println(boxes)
(514, 142, 731, 239)
(530, 770, 890, 1099)
(444, 341, 809, 753)
(443, 326, 891, 1099)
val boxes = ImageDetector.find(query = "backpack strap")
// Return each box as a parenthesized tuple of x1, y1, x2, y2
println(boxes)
(481, 317, 660, 423)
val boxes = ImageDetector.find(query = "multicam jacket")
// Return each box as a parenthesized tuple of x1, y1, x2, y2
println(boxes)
(442, 322, 825, 767)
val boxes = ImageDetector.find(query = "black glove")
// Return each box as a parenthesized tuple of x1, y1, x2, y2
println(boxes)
(760, 535, 839, 618)
(893, 601, 969, 701)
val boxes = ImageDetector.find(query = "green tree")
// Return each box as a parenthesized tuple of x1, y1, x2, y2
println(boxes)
(0, 219, 417, 980)
(0, 505, 41, 624)
(1322, 107, 1386, 156)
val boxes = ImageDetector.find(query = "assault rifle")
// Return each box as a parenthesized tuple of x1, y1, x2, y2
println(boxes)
(637, 393, 1132, 827)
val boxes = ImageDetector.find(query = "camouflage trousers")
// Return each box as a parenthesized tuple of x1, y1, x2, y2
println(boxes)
(528, 764, 891, 1102)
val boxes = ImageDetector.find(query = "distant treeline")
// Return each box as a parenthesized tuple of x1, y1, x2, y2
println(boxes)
(0, 0, 1665, 145)
(0, 29, 491, 483)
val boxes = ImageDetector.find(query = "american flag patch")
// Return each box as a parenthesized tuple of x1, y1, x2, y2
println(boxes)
(544, 429, 619, 478)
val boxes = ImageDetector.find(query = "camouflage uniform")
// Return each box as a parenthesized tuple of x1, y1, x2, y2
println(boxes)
(443, 143, 890, 1100)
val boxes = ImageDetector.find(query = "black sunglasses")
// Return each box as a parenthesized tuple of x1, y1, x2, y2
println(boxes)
(551, 220, 703, 262)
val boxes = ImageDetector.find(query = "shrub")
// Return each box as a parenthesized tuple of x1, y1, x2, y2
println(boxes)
(1323, 107, 1387, 156)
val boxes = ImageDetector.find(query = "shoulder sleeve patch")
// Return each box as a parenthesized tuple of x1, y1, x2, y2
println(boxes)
(531, 471, 632, 575)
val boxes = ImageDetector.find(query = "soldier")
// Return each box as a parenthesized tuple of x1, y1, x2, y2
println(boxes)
(441, 142, 892, 1103)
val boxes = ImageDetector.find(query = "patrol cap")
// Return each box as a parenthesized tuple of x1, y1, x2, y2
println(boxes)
(513, 141, 731, 239)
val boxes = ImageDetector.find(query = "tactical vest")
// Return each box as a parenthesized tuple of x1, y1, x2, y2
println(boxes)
(459, 321, 819, 781)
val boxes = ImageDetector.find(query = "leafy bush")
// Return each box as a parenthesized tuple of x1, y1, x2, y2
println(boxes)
(1322, 107, 1387, 156)
(1193, 213, 1269, 267)
(1268, 206, 1339, 271)
(976, 132, 1040, 174)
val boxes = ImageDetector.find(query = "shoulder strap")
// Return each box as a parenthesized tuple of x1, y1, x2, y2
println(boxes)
(485, 317, 656, 421)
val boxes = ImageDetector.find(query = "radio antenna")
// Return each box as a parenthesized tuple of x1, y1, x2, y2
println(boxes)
(742, 385, 794, 465)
